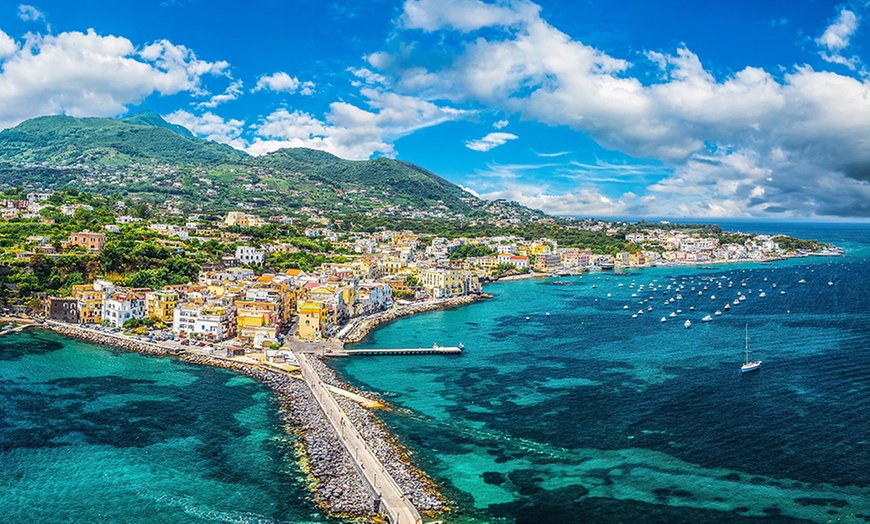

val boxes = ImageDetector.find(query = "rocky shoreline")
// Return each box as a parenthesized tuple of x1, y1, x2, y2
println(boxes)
(342, 293, 489, 344)
(39, 322, 444, 521)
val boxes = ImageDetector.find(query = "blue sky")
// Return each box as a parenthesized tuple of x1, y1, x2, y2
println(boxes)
(1, 1, 869, 219)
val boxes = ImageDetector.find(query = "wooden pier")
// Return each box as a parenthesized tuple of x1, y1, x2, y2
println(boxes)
(341, 345, 462, 356)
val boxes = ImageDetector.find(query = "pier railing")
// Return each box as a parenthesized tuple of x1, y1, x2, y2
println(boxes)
(295, 350, 422, 524)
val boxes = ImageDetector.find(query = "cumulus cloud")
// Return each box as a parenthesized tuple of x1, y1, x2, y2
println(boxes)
(401, 0, 536, 32)
(248, 89, 470, 159)
(493, 119, 509, 129)
(0, 29, 230, 129)
(254, 72, 315, 95)
(197, 79, 243, 108)
(816, 9, 861, 69)
(367, 0, 870, 217)
(172, 89, 470, 160)
(466, 131, 518, 151)
(0, 30, 17, 59)
(164, 109, 246, 149)
(17, 4, 45, 22)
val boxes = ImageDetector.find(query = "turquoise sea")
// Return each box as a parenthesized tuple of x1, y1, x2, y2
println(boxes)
(0, 334, 342, 523)
(1, 221, 868, 523)
(335, 222, 870, 523)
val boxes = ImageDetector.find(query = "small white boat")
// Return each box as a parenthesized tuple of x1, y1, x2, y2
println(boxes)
(714, 310, 722, 316)
(624, 305, 629, 310)
(740, 325, 762, 373)
(739, 295, 746, 302)
(689, 306, 695, 311)
(669, 312, 677, 318)
(632, 314, 638, 318)
(702, 315, 712, 322)
(733, 299, 740, 305)
(661, 317, 667, 323)
(545, 312, 550, 316)
(759, 292, 766, 297)
(781, 290, 786, 295)
(798, 279, 806, 284)
(828, 281, 833, 286)
(607, 293, 611, 297)
(724, 304, 731, 311)
(698, 291, 703, 296)
(684, 319, 691, 329)
(648, 306, 653, 311)
(710, 295, 716, 301)
(525, 316, 530, 320)
(638, 310, 644, 315)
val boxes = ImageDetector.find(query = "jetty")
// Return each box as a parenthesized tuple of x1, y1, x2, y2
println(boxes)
(339, 345, 462, 357)
(294, 349, 423, 524)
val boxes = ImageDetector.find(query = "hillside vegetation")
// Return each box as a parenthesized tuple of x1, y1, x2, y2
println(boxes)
(0, 112, 519, 218)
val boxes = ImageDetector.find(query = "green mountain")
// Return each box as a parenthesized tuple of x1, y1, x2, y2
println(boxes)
(0, 113, 245, 166)
(0, 113, 542, 220)
(119, 111, 195, 138)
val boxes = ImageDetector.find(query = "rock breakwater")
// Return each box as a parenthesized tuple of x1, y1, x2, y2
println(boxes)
(309, 358, 447, 513)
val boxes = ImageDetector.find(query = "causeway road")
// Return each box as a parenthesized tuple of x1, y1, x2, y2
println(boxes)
(293, 349, 422, 524)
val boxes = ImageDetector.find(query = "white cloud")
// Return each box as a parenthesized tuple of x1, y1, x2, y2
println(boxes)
(400, 0, 536, 32)
(172, 88, 471, 160)
(197, 79, 243, 108)
(17, 4, 45, 22)
(466, 131, 518, 151)
(0, 30, 229, 129)
(367, 0, 870, 217)
(249, 89, 469, 159)
(493, 119, 508, 129)
(254, 72, 315, 95)
(816, 9, 861, 69)
(817, 9, 858, 52)
(0, 30, 17, 59)
(164, 109, 246, 149)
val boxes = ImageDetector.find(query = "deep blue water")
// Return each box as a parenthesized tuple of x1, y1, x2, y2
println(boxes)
(336, 222, 870, 523)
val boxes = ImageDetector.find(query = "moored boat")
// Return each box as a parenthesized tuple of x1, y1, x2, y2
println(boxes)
(741, 325, 762, 373)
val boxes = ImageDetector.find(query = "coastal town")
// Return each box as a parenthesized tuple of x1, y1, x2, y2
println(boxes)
(0, 188, 834, 523)
(2, 190, 819, 349)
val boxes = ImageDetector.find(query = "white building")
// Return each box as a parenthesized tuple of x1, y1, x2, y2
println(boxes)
(235, 246, 265, 265)
(102, 293, 146, 328)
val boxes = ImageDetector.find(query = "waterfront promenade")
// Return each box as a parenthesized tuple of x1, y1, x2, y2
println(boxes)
(294, 349, 423, 524)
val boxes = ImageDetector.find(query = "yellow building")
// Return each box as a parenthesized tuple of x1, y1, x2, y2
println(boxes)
(419, 269, 466, 299)
(146, 289, 179, 324)
(72, 284, 102, 324)
(382, 256, 407, 275)
(531, 243, 552, 255)
(297, 301, 327, 341)
(223, 211, 265, 228)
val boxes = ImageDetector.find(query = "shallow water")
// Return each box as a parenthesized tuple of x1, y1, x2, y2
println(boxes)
(0, 333, 347, 523)
(337, 222, 870, 523)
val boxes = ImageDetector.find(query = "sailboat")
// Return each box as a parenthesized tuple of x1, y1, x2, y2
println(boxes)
(741, 325, 762, 373)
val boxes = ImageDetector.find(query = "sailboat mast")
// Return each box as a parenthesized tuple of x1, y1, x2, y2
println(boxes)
(744, 325, 749, 364)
